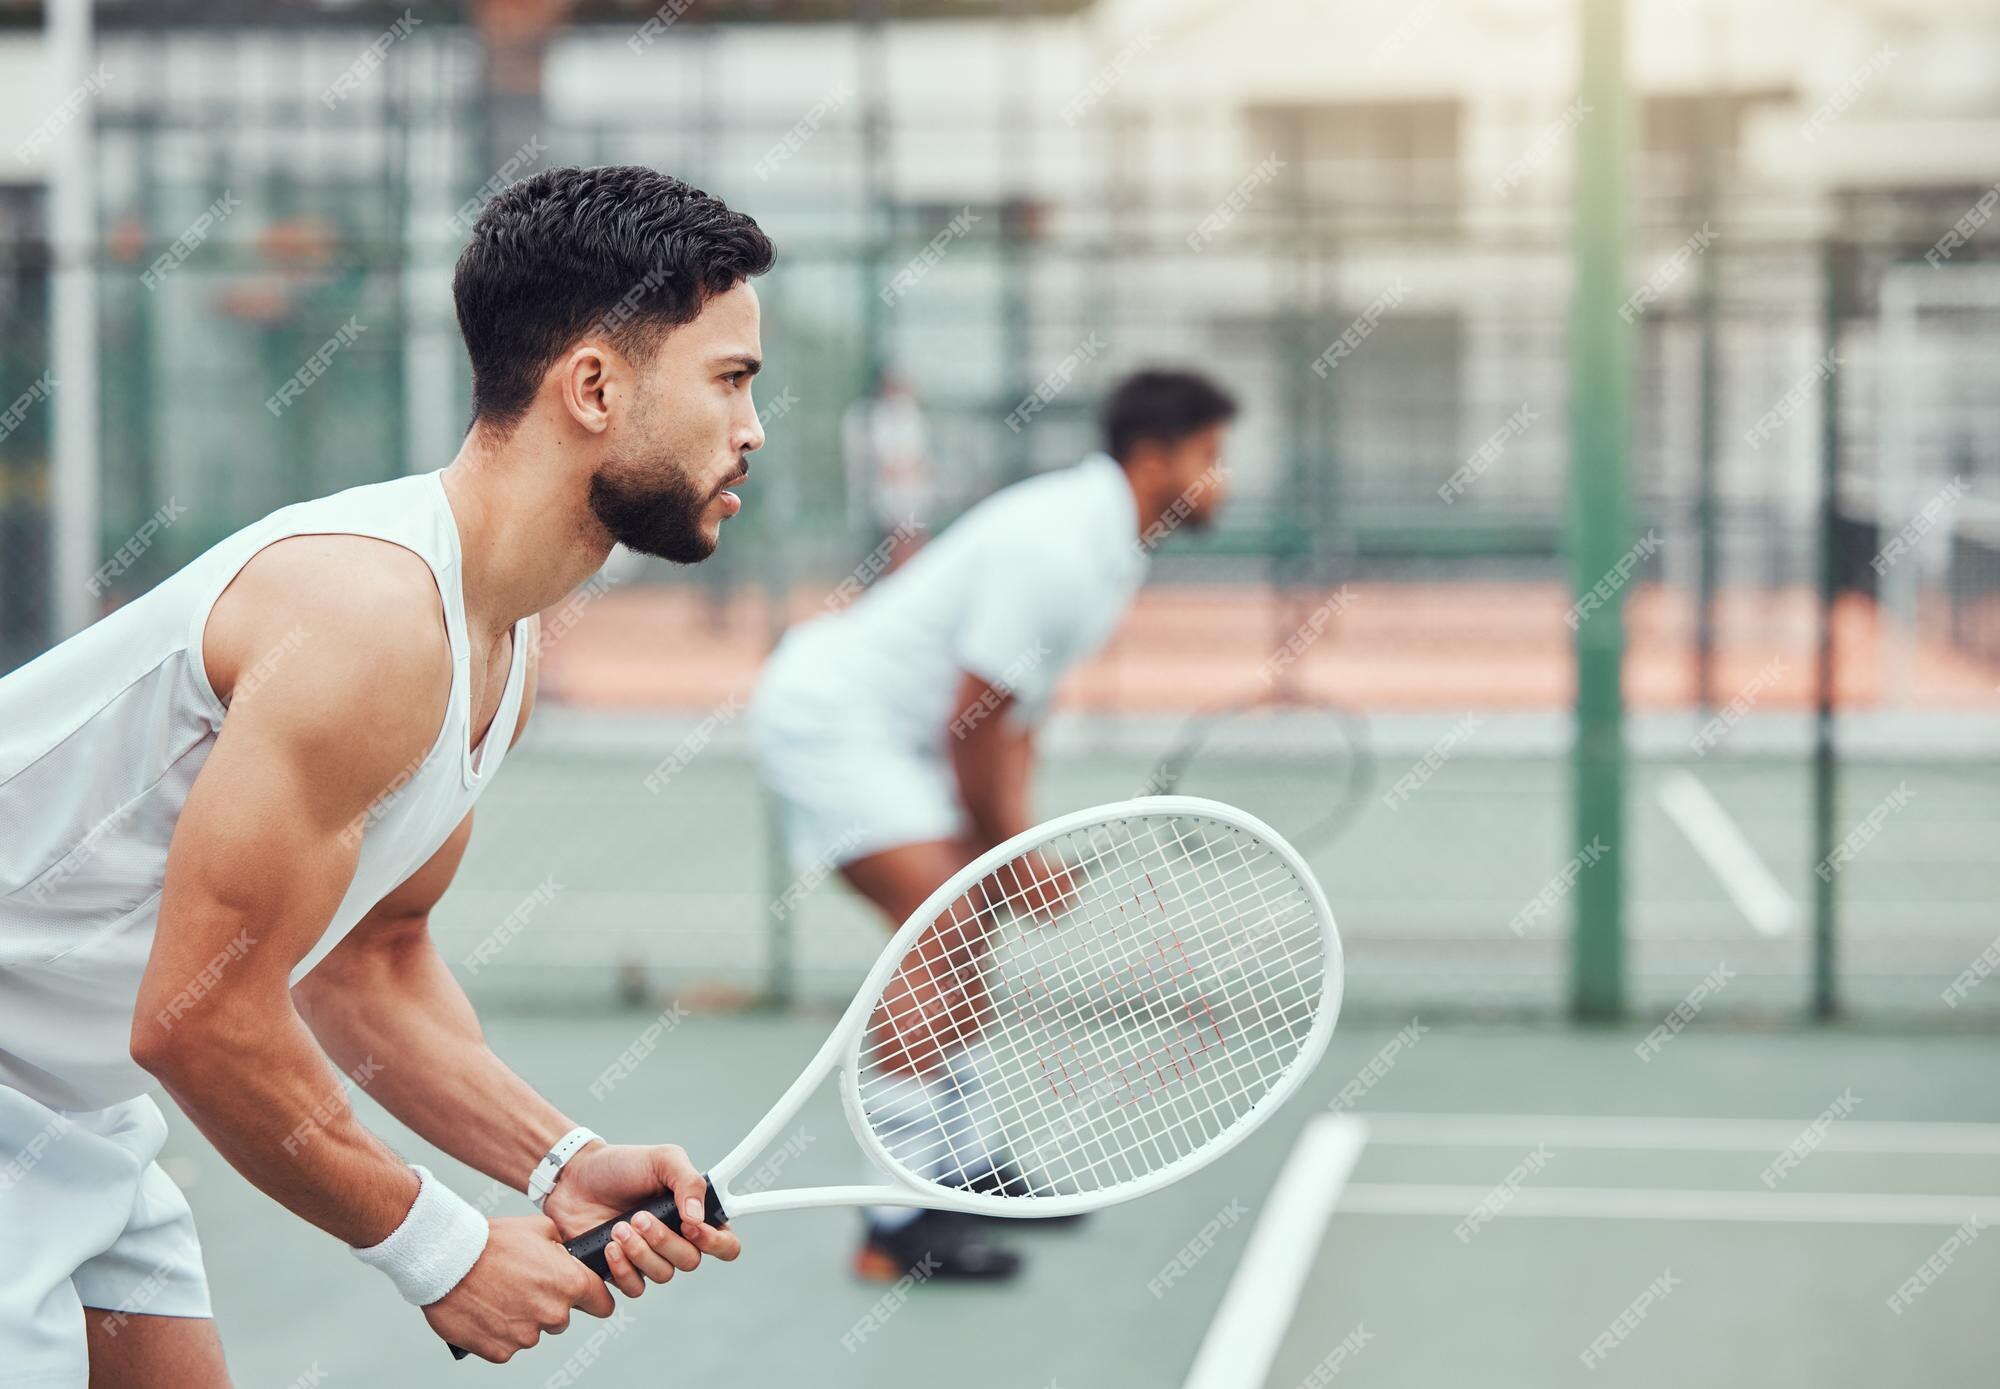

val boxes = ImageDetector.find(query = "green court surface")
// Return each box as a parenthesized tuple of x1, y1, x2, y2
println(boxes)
(162, 1017, 2000, 1389)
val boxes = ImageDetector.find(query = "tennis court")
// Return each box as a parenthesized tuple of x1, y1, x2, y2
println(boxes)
(163, 1011, 2000, 1388)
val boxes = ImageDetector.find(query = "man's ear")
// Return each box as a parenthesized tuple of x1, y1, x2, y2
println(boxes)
(560, 345, 615, 435)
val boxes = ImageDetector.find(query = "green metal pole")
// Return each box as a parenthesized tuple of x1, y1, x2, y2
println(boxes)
(1811, 241, 1845, 1021)
(1569, 0, 1632, 1021)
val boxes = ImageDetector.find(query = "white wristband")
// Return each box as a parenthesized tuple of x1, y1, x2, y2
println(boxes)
(528, 1126, 601, 1212)
(350, 1165, 490, 1306)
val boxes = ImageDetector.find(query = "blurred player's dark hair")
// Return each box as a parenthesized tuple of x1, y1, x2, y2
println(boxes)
(1100, 370, 1238, 462)
(453, 164, 775, 436)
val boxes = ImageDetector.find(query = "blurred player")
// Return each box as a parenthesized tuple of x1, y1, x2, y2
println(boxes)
(0, 166, 766, 1380)
(842, 368, 939, 571)
(749, 369, 1236, 1281)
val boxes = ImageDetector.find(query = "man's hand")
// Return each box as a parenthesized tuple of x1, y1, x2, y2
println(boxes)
(422, 1216, 614, 1364)
(541, 1142, 742, 1299)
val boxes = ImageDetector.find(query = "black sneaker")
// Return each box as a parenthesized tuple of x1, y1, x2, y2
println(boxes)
(854, 1209, 1023, 1282)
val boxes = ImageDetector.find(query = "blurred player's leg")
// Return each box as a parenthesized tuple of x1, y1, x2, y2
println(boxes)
(840, 840, 1022, 1282)
(85, 1314, 232, 1389)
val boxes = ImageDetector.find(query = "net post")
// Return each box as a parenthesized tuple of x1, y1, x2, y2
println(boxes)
(1810, 238, 1847, 1023)
(1568, 0, 1632, 1022)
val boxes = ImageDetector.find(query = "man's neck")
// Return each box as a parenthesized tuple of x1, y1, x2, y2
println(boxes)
(438, 424, 617, 643)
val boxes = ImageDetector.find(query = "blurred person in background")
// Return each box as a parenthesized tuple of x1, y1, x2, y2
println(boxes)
(749, 368, 1236, 1283)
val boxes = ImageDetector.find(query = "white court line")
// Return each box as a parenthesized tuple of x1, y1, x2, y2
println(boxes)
(1656, 770, 1798, 935)
(1359, 1111, 2000, 1155)
(1337, 1183, 2000, 1227)
(1181, 1115, 1368, 1389)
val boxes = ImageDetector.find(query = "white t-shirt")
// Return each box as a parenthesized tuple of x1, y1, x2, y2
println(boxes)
(760, 452, 1146, 751)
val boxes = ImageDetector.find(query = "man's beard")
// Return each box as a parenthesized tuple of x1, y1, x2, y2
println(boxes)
(588, 456, 719, 564)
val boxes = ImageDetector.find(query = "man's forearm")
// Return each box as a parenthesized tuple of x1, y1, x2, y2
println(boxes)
(952, 721, 1033, 852)
(296, 925, 577, 1195)
(141, 996, 420, 1248)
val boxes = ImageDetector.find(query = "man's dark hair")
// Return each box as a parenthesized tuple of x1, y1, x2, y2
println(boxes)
(1099, 369, 1238, 463)
(453, 165, 775, 434)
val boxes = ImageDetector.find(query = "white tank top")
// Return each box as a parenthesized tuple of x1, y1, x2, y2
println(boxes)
(0, 471, 531, 1111)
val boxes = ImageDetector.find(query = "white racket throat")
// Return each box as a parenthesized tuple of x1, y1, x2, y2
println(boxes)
(700, 796, 1342, 1222)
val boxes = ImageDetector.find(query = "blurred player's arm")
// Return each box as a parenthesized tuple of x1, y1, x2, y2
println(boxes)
(948, 668, 1034, 853)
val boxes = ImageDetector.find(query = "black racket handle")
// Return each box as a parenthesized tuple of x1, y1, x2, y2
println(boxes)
(448, 1178, 728, 1361)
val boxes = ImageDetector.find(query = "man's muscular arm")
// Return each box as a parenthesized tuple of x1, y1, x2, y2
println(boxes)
(130, 537, 608, 1362)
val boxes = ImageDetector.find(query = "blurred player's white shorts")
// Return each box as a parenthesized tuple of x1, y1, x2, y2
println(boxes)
(750, 651, 968, 872)
(0, 1085, 210, 1386)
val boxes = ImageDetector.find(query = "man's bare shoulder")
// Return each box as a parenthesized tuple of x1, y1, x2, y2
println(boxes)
(203, 534, 454, 774)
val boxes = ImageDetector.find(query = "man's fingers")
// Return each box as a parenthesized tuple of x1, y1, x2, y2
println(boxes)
(571, 1266, 616, 1319)
(690, 1222, 742, 1262)
(620, 1215, 692, 1279)
(602, 1235, 645, 1299)
(649, 1145, 708, 1233)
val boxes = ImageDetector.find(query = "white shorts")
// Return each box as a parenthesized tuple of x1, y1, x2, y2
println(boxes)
(749, 663, 967, 872)
(0, 1086, 210, 1388)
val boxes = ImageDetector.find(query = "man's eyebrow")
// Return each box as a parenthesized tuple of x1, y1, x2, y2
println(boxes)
(714, 354, 763, 376)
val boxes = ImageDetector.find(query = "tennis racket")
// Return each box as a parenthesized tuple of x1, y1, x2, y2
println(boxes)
(453, 795, 1340, 1359)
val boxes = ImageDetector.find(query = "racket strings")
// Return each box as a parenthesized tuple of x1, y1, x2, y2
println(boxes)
(854, 813, 1327, 1197)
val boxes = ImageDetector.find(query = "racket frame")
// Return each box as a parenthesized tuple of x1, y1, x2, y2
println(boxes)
(706, 795, 1342, 1221)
